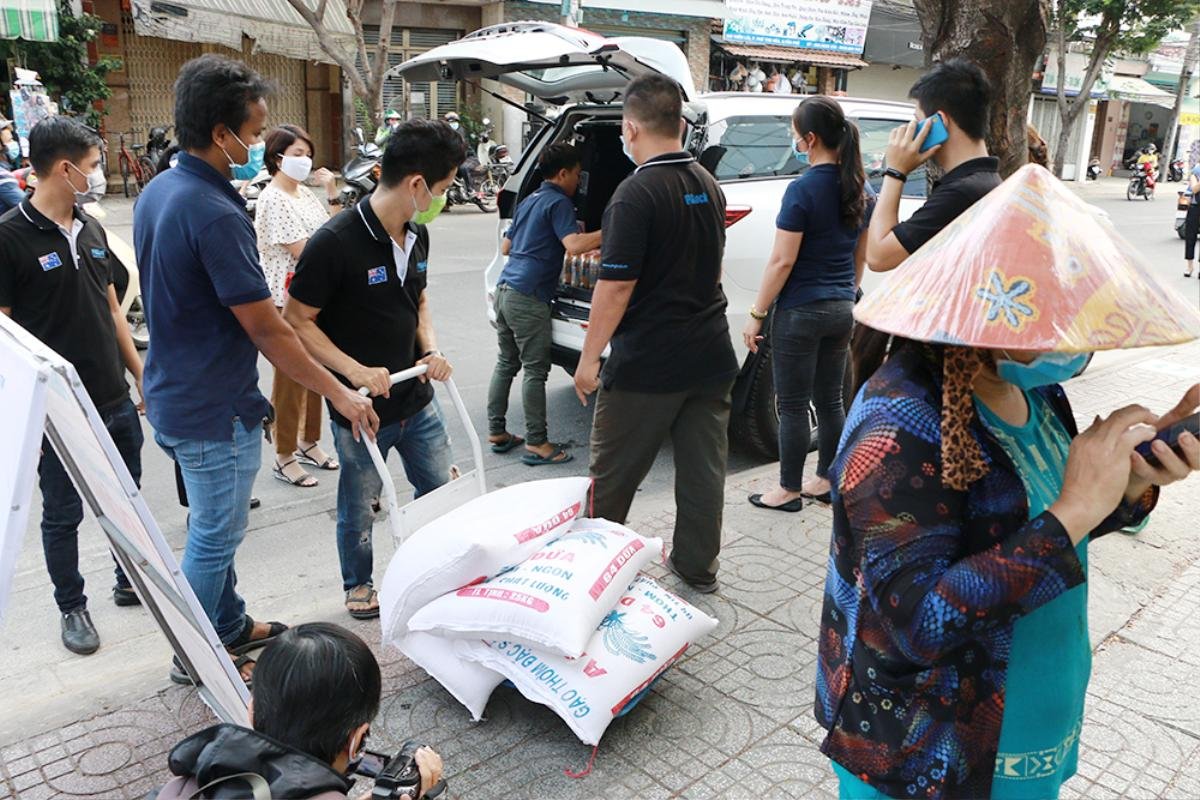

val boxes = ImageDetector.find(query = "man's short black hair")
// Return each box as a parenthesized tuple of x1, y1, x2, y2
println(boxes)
(624, 73, 683, 139)
(908, 58, 992, 141)
(380, 119, 466, 188)
(174, 54, 274, 150)
(252, 623, 381, 764)
(538, 143, 581, 178)
(28, 116, 102, 175)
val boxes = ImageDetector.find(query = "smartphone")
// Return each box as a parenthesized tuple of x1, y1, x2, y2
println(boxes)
(916, 114, 949, 153)
(1135, 412, 1200, 467)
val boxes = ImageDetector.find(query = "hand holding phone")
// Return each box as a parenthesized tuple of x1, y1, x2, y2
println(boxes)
(915, 114, 949, 153)
(1135, 412, 1200, 467)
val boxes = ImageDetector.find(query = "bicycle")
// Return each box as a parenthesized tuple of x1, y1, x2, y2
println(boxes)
(117, 131, 156, 197)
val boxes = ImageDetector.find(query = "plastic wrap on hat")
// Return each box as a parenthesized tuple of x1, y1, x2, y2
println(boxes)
(854, 164, 1200, 352)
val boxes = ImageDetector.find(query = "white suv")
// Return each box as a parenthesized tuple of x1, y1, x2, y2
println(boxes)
(393, 22, 926, 458)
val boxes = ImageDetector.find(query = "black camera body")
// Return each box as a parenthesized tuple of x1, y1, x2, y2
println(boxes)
(362, 741, 445, 800)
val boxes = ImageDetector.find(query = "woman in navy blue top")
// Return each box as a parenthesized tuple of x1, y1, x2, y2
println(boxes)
(744, 96, 874, 512)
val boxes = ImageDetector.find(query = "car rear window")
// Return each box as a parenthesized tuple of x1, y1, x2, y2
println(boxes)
(701, 114, 927, 197)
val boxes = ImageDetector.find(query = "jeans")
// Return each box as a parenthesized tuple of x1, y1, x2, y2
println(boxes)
(487, 284, 553, 446)
(155, 419, 261, 646)
(772, 299, 854, 490)
(589, 379, 733, 584)
(331, 402, 451, 590)
(39, 399, 143, 613)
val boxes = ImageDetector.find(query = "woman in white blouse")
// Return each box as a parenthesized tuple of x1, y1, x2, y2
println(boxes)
(255, 124, 341, 487)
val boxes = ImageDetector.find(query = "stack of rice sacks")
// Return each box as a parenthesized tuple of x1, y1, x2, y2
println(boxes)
(378, 477, 718, 745)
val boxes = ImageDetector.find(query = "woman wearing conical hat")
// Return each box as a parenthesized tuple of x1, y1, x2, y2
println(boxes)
(814, 164, 1200, 800)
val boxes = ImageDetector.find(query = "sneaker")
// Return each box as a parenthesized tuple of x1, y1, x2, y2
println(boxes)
(61, 608, 100, 655)
(666, 557, 719, 595)
(112, 585, 141, 607)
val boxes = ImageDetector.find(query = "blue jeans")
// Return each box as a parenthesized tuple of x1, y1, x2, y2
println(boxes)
(39, 399, 143, 613)
(155, 419, 261, 645)
(331, 402, 451, 590)
(772, 299, 854, 490)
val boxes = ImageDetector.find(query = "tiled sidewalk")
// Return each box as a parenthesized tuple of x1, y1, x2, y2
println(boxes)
(3, 342, 1199, 799)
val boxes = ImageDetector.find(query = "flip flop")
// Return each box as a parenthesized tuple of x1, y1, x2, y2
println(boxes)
(490, 434, 525, 454)
(170, 653, 254, 687)
(748, 493, 804, 513)
(295, 444, 339, 471)
(522, 445, 573, 467)
(345, 585, 380, 620)
(227, 615, 289, 656)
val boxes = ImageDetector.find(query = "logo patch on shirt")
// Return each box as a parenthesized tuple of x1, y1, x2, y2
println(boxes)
(683, 192, 710, 206)
(416, 260, 428, 273)
(367, 265, 388, 285)
(90, 247, 107, 259)
(38, 252, 63, 271)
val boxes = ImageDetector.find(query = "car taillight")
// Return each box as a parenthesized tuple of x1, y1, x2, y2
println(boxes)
(725, 206, 752, 227)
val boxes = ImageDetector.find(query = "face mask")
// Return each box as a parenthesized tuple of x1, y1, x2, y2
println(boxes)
(620, 134, 634, 163)
(221, 131, 266, 180)
(67, 162, 106, 203)
(5, 141, 18, 161)
(279, 154, 312, 183)
(791, 139, 809, 165)
(411, 178, 446, 225)
(996, 351, 1091, 390)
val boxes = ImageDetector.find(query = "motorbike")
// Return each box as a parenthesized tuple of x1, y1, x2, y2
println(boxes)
(339, 126, 382, 209)
(1169, 158, 1185, 182)
(81, 199, 150, 349)
(1086, 158, 1103, 181)
(1127, 160, 1156, 201)
(145, 125, 173, 178)
(239, 168, 271, 219)
(446, 167, 494, 213)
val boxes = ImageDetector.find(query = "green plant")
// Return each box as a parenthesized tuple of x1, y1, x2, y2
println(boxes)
(0, 0, 117, 129)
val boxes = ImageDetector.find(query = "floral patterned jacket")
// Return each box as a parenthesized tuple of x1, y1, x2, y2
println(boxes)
(814, 343, 1157, 799)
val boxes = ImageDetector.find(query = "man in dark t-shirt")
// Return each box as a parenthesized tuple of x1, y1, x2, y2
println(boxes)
(867, 58, 1002, 270)
(286, 120, 465, 620)
(574, 74, 737, 594)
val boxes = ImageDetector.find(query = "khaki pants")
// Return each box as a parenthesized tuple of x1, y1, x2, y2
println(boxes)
(270, 365, 323, 459)
(588, 378, 734, 584)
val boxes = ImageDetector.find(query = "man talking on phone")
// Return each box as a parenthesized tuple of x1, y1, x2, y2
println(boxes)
(866, 58, 1001, 272)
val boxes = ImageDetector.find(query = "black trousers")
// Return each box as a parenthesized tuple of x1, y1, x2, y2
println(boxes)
(1186, 201, 1200, 261)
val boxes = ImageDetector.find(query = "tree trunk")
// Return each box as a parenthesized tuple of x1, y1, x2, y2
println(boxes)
(1159, 19, 1200, 181)
(912, 0, 1050, 177)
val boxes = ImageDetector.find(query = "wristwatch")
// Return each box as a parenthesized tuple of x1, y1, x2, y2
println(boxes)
(883, 167, 908, 183)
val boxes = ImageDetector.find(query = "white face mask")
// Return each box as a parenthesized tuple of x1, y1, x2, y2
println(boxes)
(279, 154, 312, 183)
(67, 161, 107, 203)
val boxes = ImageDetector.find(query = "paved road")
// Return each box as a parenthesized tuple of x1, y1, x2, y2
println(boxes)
(0, 175, 1196, 747)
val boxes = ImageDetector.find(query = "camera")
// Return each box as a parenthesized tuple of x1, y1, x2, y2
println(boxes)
(357, 741, 446, 799)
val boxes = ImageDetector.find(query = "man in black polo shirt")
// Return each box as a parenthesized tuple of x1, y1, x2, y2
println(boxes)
(285, 119, 464, 620)
(866, 58, 1002, 271)
(0, 117, 145, 654)
(574, 74, 737, 594)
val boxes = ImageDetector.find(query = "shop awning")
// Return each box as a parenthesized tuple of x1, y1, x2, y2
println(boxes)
(0, 0, 58, 42)
(1105, 75, 1176, 108)
(715, 40, 868, 69)
(130, 0, 355, 63)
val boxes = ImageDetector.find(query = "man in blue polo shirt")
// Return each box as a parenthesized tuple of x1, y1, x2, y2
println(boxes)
(134, 54, 376, 684)
(486, 143, 601, 466)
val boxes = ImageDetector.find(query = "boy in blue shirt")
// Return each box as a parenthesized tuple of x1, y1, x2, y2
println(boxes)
(487, 143, 601, 465)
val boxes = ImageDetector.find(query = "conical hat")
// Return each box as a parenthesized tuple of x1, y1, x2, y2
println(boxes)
(854, 164, 1200, 352)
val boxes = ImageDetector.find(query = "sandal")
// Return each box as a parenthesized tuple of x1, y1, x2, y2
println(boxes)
(227, 615, 289, 656)
(273, 457, 318, 488)
(345, 585, 380, 620)
(295, 443, 339, 471)
(490, 433, 525, 454)
(521, 445, 573, 466)
(170, 653, 255, 687)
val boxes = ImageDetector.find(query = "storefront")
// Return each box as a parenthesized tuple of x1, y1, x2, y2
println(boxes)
(709, 38, 866, 95)
(850, 2, 925, 102)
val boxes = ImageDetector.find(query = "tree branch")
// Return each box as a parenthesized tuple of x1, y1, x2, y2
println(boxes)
(282, 0, 368, 99)
(345, 0, 374, 88)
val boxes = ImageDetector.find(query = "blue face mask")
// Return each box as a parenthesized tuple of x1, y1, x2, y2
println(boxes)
(619, 133, 633, 164)
(5, 141, 18, 161)
(791, 139, 809, 165)
(996, 351, 1091, 390)
(222, 132, 266, 180)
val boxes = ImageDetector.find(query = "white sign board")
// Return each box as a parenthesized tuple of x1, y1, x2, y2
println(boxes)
(0, 314, 250, 725)
(723, 0, 873, 55)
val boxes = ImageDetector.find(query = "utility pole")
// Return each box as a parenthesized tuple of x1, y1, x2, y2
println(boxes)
(1161, 18, 1200, 181)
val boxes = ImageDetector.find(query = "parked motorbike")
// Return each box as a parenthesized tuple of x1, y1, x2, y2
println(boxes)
(1086, 158, 1103, 181)
(1127, 160, 1156, 201)
(145, 125, 173, 177)
(340, 126, 382, 209)
(1169, 158, 1185, 182)
(239, 168, 271, 219)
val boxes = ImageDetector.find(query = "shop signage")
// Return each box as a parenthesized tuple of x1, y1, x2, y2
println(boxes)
(723, 0, 873, 55)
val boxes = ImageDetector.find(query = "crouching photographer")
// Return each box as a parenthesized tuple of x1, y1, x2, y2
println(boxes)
(153, 623, 444, 799)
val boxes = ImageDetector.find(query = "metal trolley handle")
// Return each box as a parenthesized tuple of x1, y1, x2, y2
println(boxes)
(357, 365, 486, 539)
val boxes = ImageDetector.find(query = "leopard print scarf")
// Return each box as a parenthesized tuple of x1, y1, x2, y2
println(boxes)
(941, 346, 989, 491)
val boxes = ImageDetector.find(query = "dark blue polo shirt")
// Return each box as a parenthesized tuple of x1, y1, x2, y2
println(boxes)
(498, 180, 579, 303)
(133, 152, 271, 441)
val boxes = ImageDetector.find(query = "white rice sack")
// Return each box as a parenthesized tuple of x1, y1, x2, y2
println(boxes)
(398, 632, 504, 721)
(379, 477, 592, 642)
(456, 574, 719, 745)
(407, 519, 661, 658)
